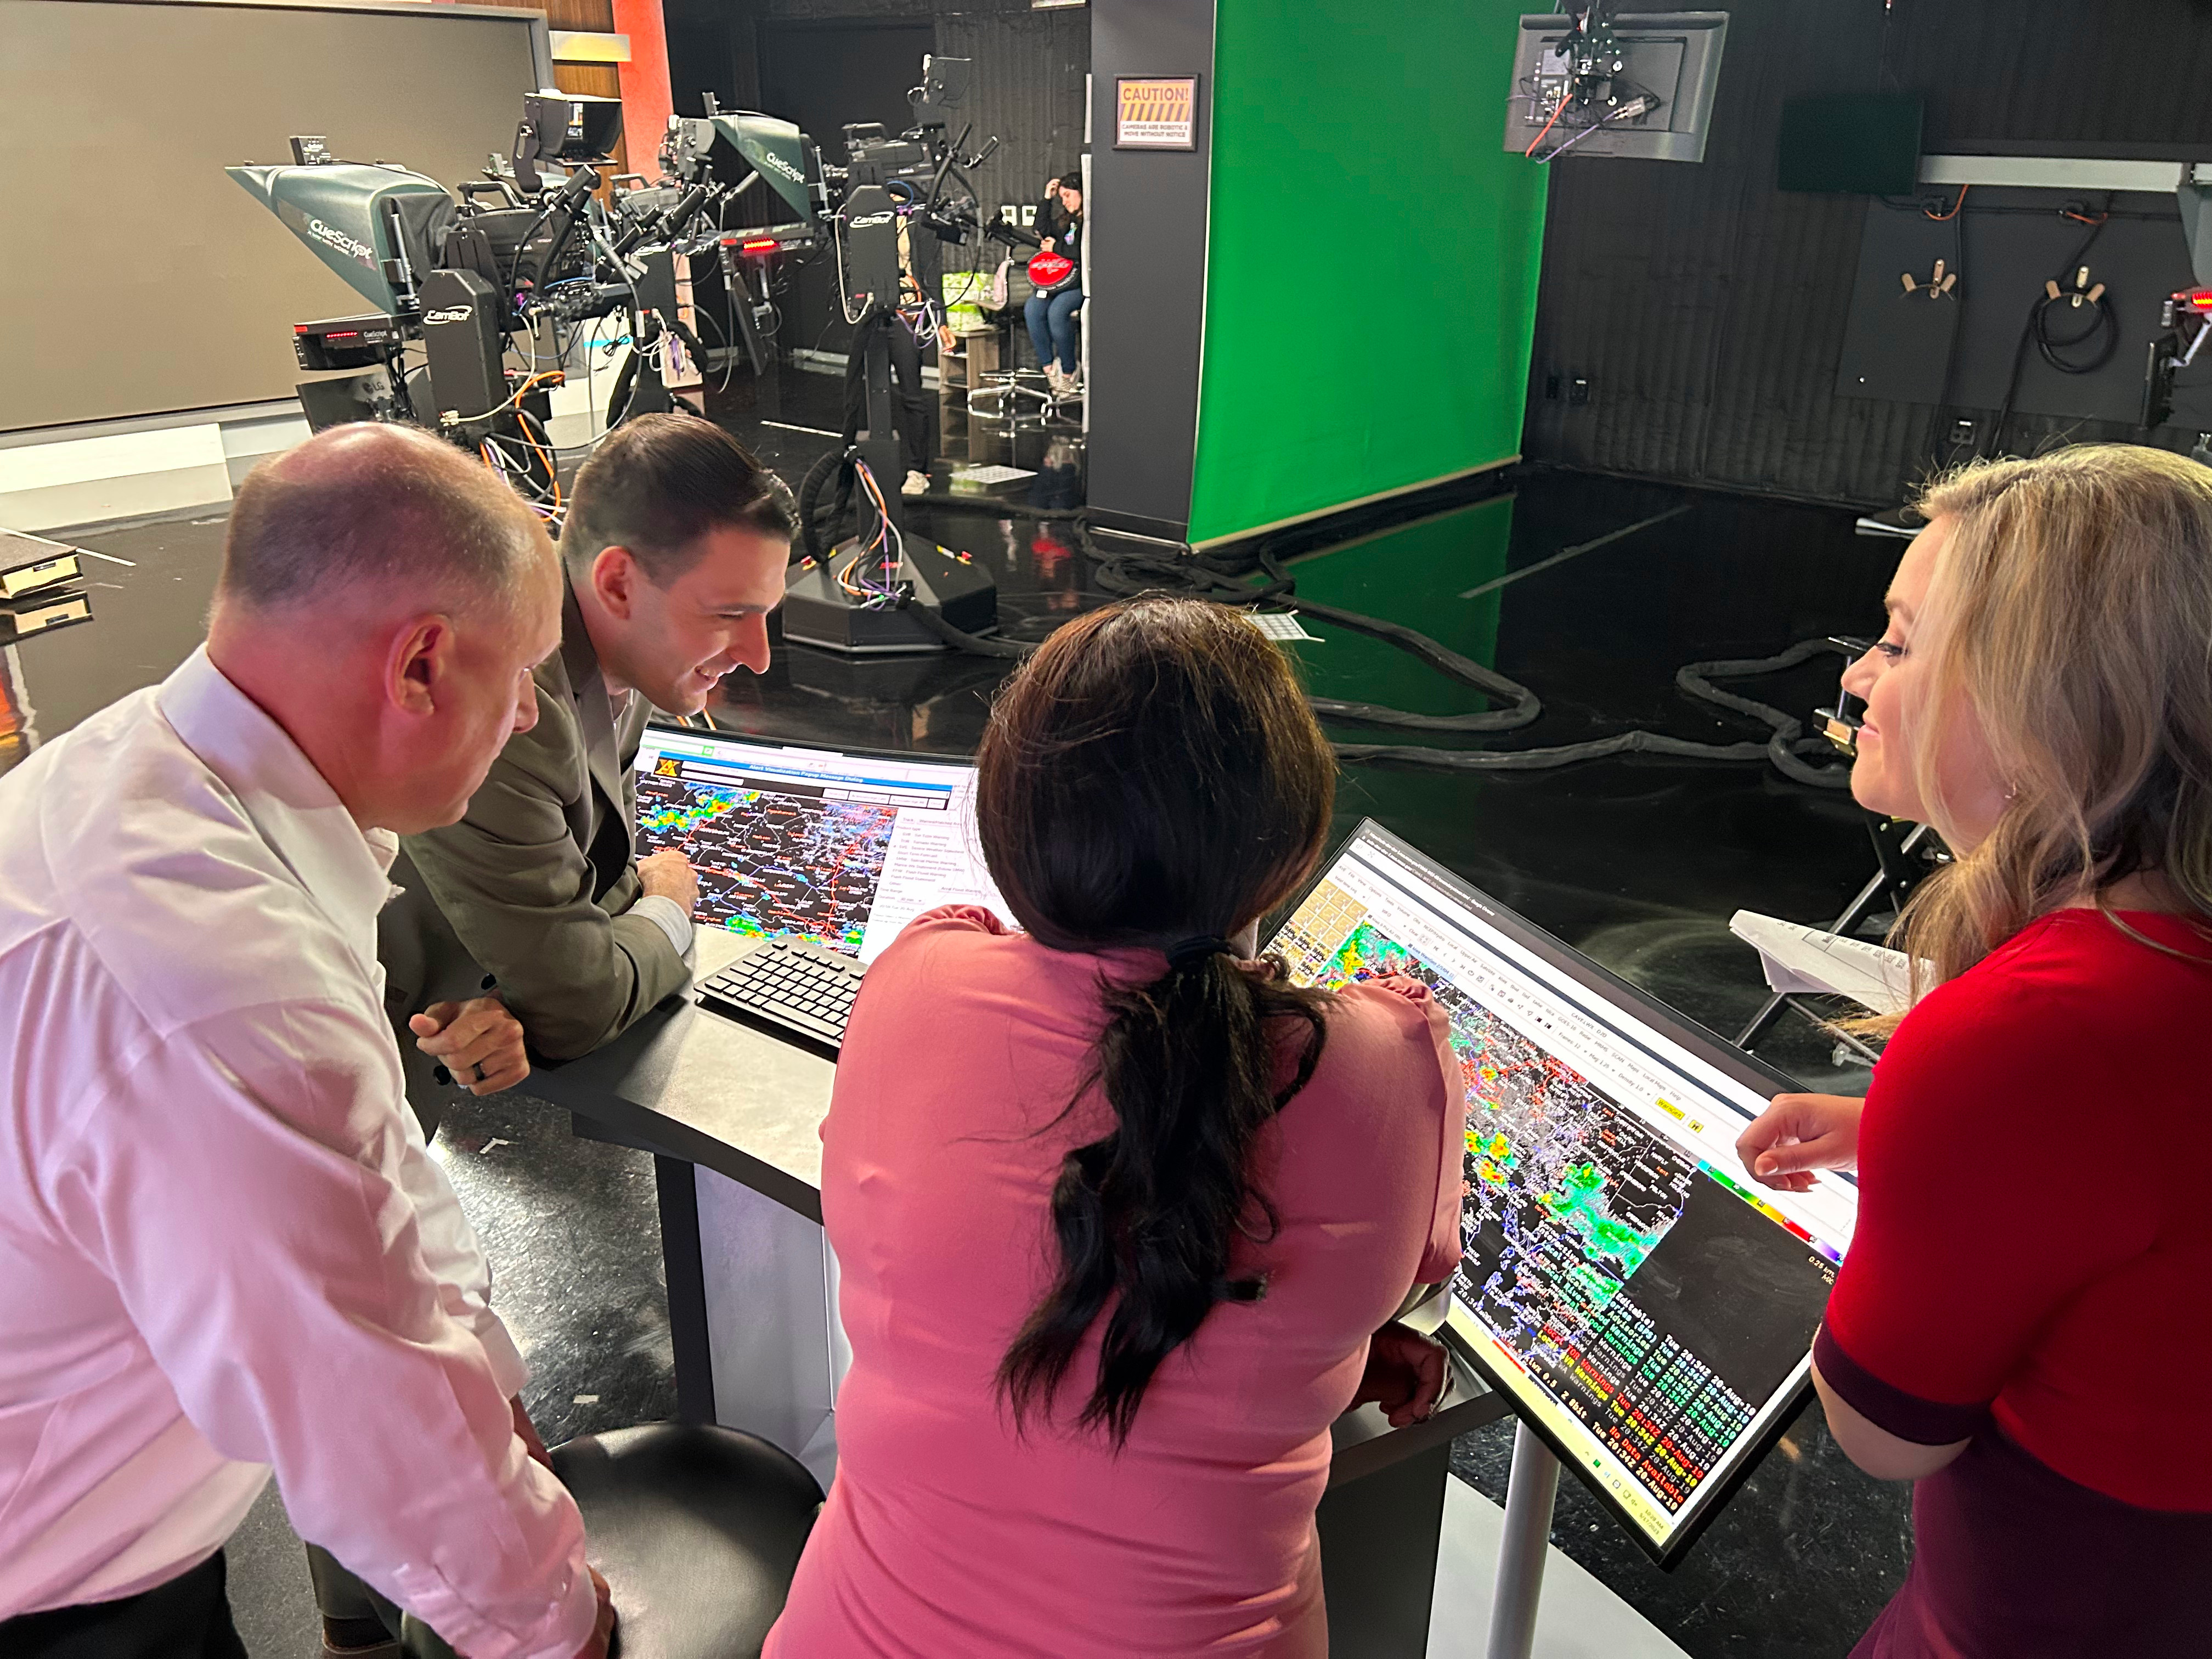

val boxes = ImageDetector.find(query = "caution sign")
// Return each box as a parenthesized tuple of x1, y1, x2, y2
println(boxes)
(1115, 76, 1199, 150)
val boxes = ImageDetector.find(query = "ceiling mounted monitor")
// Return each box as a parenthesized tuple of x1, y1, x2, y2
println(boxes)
(1505, 11, 1729, 163)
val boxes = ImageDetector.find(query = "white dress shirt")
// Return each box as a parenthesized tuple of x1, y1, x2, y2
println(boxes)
(611, 685, 692, 965)
(0, 647, 594, 1656)
(630, 891, 696, 963)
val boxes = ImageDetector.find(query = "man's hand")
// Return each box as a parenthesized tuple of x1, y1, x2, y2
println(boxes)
(1352, 1322, 1447, 1428)
(411, 996, 529, 1096)
(511, 1396, 552, 1471)
(637, 850, 698, 918)
(1736, 1092, 1864, 1192)
(573, 1567, 616, 1659)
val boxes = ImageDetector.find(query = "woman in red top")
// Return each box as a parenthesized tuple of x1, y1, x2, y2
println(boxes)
(765, 598, 1468, 1657)
(1738, 445, 2212, 1655)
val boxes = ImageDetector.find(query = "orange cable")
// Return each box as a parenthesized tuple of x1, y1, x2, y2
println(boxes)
(1925, 183, 1969, 221)
(1524, 97, 1567, 159)
(517, 410, 561, 509)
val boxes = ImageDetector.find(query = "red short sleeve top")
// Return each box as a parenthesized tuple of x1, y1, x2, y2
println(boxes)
(1820, 908, 2212, 1511)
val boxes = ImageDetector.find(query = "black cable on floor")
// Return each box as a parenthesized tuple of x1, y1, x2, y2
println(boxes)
(1273, 597, 1540, 733)
(1677, 639, 1861, 788)
(900, 599, 1032, 658)
(1334, 730, 1782, 771)
(823, 489, 1854, 787)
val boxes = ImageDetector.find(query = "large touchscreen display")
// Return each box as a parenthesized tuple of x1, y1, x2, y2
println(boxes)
(1270, 822, 1856, 1560)
(635, 728, 1011, 962)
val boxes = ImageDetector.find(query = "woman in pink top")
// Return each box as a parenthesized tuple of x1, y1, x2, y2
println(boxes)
(766, 597, 1469, 1658)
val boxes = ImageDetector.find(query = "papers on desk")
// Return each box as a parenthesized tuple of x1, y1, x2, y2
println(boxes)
(1729, 911, 1917, 1015)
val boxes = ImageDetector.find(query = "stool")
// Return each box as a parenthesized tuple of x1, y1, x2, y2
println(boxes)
(1042, 378, 1084, 426)
(968, 366, 1052, 426)
(402, 1424, 824, 1659)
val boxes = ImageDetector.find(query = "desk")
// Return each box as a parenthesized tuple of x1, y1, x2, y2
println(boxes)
(530, 928, 1509, 1658)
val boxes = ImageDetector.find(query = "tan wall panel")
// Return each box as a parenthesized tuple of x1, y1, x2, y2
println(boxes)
(554, 61, 627, 177)
(0, 0, 543, 431)
(555, 61, 622, 97)
(468, 0, 608, 33)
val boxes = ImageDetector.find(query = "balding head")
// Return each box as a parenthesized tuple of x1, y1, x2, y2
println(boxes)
(205, 422, 565, 836)
(218, 422, 552, 621)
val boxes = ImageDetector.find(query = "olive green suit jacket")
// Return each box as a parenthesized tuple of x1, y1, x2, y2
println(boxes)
(377, 587, 691, 1116)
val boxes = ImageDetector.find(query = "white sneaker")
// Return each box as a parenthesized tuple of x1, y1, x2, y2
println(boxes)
(1043, 365, 1069, 397)
(901, 470, 929, 496)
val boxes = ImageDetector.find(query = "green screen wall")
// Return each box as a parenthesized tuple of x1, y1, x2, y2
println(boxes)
(1189, 1, 1548, 545)
(1280, 494, 1513, 714)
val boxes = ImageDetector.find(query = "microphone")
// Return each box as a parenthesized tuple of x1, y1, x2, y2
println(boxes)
(557, 163, 602, 206)
(657, 182, 713, 239)
(613, 182, 711, 257)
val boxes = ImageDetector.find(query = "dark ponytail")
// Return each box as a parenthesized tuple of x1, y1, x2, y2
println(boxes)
(977, 597, 1337, 1446)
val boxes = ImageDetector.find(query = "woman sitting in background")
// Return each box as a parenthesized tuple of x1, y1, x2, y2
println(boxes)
(767, 597, 1468, 1657)
(1739, 444, 2212, 1655)
(1024, 172, 1084, 398)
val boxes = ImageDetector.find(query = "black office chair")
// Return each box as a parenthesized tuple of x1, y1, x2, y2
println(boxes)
(402, 1424, 823, 1659)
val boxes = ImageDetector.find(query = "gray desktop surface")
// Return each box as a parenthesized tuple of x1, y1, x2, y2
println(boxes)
(527, 925, 1505, 1455)
(1330, 1302, 1506, 1487)
(525, 928, 834, 1221)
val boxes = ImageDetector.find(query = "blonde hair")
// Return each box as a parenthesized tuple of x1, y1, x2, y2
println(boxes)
(1884, 444, 2212, 1017)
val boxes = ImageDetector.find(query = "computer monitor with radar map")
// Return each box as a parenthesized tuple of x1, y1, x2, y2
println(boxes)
(633, 726, 1013, 961)
(1268, 821, 1858, 1564)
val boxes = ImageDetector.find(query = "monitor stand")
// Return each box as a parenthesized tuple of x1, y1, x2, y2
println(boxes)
(1486, 1422, 1564, 1659)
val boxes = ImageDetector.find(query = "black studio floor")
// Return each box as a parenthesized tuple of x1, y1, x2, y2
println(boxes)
(3, 375, 1918, 1656)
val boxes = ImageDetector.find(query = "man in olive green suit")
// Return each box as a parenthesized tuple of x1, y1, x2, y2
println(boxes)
(379, 413, 794, 1133)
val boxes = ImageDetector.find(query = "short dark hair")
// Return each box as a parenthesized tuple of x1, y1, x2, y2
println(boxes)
(560, 413, 795, 585)
(220, 422, 546, 616)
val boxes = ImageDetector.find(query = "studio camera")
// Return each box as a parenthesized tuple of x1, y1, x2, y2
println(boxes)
(229, 95, 624, 464)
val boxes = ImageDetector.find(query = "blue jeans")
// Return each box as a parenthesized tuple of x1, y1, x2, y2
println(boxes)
(1025, 289, 1082, 373)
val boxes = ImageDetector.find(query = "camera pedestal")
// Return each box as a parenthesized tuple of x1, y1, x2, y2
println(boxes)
(783, 301, 998, 656)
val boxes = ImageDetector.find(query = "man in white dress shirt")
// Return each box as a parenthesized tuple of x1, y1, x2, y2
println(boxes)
(0, 425, 613, 1658)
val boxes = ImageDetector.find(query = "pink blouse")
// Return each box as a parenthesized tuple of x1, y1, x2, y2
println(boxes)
(766, 906, 1466, 1657)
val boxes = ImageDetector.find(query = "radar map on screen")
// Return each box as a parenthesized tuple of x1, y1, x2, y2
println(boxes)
(636, 759, 895, 953)
(1273, 876, 1833, 1530)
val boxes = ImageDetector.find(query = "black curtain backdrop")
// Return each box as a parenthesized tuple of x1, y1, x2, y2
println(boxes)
(1522, 0, 2212, 507)
(758, 18, 938, 357)
(654, 0, 2212, 507)
(659, 0, 1090, 354)
(935, 7, 1090, 283)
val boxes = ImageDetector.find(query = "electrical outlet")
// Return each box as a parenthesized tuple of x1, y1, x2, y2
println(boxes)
(1569, 376, 1590, 407)
(1545, 371, 1562, 399)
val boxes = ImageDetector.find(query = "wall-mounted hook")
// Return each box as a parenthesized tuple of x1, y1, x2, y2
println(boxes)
(1901, 258, 1957, 299)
